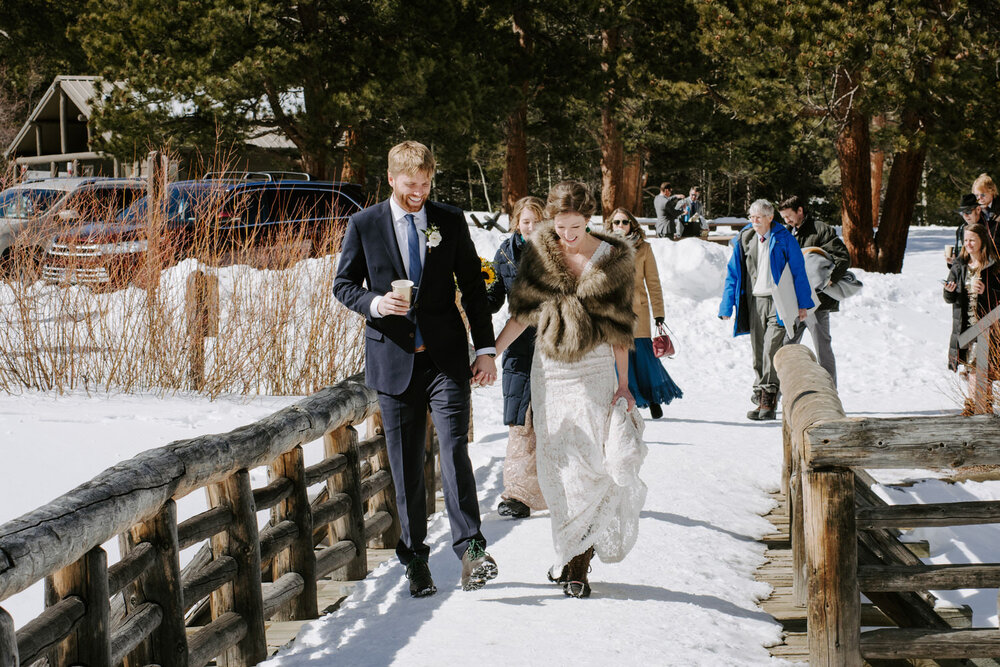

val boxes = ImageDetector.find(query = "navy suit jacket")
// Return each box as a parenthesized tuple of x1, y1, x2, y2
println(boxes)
(333, 198, 495, 395)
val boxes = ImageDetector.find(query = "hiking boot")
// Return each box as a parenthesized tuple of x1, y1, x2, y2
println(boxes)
(461, 539, 498, 591)
(563, 546, 594, 598)
(757, 390, 777, 420)
(649, 403, 663, 419)
(498, 498, 530, 519)
(405, 557, 436, 598)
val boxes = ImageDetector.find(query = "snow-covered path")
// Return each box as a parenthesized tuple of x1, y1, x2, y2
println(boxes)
(3, 226, 990, 666)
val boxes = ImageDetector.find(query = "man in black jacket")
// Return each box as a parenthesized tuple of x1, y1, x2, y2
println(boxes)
(777, 196, 851, 386)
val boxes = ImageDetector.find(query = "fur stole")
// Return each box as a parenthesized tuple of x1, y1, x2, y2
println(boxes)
(509, 226, 636, 362)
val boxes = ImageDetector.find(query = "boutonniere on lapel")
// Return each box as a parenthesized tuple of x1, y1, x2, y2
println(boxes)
(425, 224, 442, 251)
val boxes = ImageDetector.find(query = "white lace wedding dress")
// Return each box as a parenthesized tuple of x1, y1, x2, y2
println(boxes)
(531, 244, 648, 571)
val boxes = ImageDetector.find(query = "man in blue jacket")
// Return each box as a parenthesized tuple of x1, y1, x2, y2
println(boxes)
(719, 199, 814, 420)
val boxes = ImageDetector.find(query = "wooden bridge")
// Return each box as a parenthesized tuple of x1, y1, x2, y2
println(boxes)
(754, 343, 1000, 665)
(0, 374, 446, 666)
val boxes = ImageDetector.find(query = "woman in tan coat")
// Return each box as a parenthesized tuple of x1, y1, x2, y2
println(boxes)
(606, 208, 683, 419)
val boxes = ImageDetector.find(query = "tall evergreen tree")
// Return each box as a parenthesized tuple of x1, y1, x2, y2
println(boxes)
(698, 0, 1000, 272)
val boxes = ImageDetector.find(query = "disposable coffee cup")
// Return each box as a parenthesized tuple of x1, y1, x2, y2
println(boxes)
(945, 244, 955, 260)
(391, 279, 414, 305)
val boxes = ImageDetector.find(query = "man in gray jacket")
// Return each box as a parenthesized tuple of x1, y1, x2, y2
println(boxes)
(777, 195, 851, 385)
(653, 182, 682, 238)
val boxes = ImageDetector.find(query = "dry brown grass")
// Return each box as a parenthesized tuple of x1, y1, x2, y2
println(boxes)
(0, 164, 365, 398)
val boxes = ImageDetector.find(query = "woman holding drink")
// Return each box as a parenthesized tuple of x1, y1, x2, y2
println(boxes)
(944, 223, 1000, 414)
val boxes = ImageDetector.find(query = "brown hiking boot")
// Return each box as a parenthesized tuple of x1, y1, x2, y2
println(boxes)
(461, 539, 498, 591)
(747, 388, 763, 420)
(563, 546, 594, 598)
(757, 390, 777, 420)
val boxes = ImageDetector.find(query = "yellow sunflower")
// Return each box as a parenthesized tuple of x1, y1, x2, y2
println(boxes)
(480, 257, 497, 286)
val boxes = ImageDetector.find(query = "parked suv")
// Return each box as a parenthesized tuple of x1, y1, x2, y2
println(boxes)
(41, 175, 364, 288)
(0, 177, 122, 279)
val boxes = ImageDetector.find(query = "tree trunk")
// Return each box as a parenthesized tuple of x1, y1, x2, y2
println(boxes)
(300, 149, 329, 181)
(502, 97, 529, 213)
(834, 68, 876, 271)
(621, 151, 645, 216)
(600, 27, 623, 220)
(875, 145, 926, 273)
(341, 127, 366, 186)
(870, 114, 886, 227)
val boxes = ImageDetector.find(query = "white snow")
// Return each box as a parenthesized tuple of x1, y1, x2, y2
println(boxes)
(1, 225, 994, 666)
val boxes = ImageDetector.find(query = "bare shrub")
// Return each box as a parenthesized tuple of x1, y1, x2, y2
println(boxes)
(0, 162, 365, 397)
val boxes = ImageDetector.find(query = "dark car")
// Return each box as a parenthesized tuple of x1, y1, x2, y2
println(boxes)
(42, 175, 364, 288)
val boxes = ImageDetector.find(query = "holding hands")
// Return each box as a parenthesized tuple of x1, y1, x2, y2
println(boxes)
(471, 355, 497, 387)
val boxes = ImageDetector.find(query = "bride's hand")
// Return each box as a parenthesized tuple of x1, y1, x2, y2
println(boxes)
(611, 384, 636, 413)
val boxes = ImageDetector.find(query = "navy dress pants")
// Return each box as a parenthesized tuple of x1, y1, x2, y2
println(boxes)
(376, 351, 485, 565)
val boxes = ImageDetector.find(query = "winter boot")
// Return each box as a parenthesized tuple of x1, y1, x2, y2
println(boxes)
(757, 390, 777, 420)
(563, 546, 594, 598)
(649, 403, 663, 419)
(498, 498, 530, 518)
(747, 389, 763, 420)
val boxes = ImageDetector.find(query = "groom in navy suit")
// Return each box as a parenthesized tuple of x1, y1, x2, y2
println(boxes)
(333, 141, 499, 596)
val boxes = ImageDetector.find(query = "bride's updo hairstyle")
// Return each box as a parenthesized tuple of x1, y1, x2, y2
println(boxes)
(544, 180, 597, 220)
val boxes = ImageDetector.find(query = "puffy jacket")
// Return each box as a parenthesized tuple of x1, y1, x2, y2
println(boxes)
(719, 223, 815, 336)
(486, 232, 536, 425)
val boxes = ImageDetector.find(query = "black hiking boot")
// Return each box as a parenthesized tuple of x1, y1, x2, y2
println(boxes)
(406, 557, 437, 598)
(498, 498, 530, 518)
(649, 403, 663, 419)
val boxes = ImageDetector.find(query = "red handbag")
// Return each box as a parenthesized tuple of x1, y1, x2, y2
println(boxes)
(652, 322, 675, 358)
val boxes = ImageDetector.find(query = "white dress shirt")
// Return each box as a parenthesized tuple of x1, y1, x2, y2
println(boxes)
(752, 229, 774, 297)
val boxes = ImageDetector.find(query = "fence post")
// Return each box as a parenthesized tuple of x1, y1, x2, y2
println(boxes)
(365, 412, 402, 549)
(268, 446, 318, 620)
(207, 470, 267, 667)
(185, 270, 219, 392)
(974, 330, 992, 414)
(324, 426, 367, 580)
(128, 500, 188, 666)
(48, 546, 112, 666)
(803, 468, 861, 666)
(0, 605, 17, 667)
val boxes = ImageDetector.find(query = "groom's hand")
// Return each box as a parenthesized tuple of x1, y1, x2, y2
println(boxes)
(377, 291, 411, 316)
(470, 355, 497, 386)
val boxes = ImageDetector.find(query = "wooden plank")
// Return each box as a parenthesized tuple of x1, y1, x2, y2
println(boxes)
(261, 573, 305, 620)
(0, 605, 17, 667)
(177, 507, 230, 550)
(861, 628, 1000, 659)
(15, 596, 85, 665)
(360, 469, 393, 503)
(804, 415, 1000, 469)
(304, 453, 348, 487)
(357, 435, 386, 461)
(958, 303, 1000, 347)
(803, 469, 861, 666)
(324, 426, 367, 580)
(187, 612, 247, 667)
(251, 477, 293, 513)
(364, 512, 393, 542)
(312, 493, 351, 530)
(315, 542, 357, 580)
(858, 563, 1000, 591)
(206, 470, 266, 667)
(107, 541, 155, 596)
(128, 500, 188, 666)
(182, 556, 238, 614)
(857, 500, 1000, 529)
(110, 602, 163, 665)
(49, 546, 111, 666)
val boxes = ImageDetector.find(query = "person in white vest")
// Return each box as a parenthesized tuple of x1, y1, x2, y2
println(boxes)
(719, 199, 814, 420)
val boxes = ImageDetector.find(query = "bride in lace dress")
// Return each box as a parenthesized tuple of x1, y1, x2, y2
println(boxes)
(493, 181, 647, 598)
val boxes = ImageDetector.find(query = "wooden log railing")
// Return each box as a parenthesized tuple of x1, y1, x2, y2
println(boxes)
(956, 302, 1000, 415)
(0, 374, 426, 667)
(775, 343, 1000, 666)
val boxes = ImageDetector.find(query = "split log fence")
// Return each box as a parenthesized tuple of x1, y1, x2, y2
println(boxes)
(0, 374, 440, 667)
(775, 342, 1000, 665)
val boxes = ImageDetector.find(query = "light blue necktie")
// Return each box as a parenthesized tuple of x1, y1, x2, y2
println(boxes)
(405, 214, 424, 349)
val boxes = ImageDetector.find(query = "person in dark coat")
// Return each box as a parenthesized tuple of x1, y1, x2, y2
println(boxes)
(973, 173, 1000, 228)
(944, 223, 1000, 414)
(778, 196, 851, 385)
(486, 196, 546, 519)
(951, 193, 1000, 265)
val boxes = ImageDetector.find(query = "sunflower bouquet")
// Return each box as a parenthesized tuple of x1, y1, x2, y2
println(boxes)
(480, 257, 497, 287)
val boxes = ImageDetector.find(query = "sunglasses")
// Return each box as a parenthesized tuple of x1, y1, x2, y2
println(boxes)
(612, 219, 630, 225)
